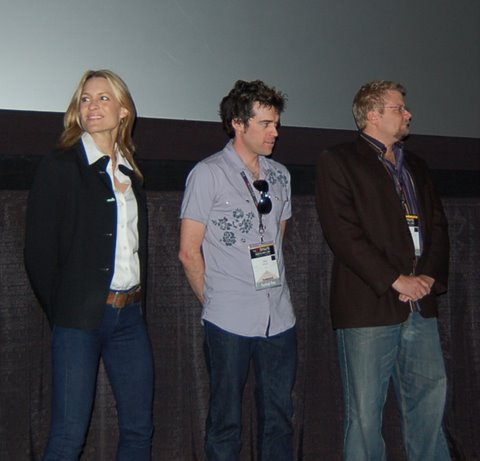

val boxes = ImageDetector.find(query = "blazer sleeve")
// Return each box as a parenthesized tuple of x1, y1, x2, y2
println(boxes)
(24, 154, 67, 315)
(315, 149, 400, 296)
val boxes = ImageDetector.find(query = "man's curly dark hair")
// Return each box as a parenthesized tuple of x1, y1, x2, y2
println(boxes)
(219, 80, 286, 138)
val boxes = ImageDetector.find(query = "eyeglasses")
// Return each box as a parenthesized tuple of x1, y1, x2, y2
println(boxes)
(253, 180, 272, 214)
(384, 105, 410, 114)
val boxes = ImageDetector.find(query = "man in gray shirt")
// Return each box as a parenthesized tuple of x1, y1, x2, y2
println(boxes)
(179, 80, 296, 461)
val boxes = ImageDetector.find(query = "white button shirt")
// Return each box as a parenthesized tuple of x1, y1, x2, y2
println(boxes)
(82, 133, 140, 290)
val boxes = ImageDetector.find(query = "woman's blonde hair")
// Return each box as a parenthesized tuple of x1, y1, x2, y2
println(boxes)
(58, 69, 142, 181)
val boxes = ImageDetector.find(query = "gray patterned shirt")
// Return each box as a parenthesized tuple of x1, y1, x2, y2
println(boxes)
(180, 141, 295, 337)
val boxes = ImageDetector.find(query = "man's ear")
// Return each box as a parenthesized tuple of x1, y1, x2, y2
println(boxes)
(232, 118, 244, 133)
(366, 109, 379, 126)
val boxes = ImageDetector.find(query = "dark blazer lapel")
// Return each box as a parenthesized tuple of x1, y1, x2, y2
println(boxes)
(356, 137, 405, 214)
(73, 141, 113, 192)
(90, 155, 113, 191)
(118, 164, 146, 205)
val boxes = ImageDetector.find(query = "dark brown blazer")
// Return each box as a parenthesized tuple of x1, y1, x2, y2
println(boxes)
(24, 142, 148, 329)
(315, 135, 449, 329)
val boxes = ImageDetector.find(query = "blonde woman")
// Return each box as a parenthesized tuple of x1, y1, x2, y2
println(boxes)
(25, 70, 154, 460)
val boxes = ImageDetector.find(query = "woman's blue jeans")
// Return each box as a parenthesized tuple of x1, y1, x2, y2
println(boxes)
(337, 312, 450, 461)
(43, 303, 154, 461)
(203, 321, 297, 461)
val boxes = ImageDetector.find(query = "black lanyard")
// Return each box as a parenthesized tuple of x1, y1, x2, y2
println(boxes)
(240, 171, 265, 240)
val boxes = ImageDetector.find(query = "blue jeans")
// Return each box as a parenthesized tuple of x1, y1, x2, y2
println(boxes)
(43, 303, 154, 461)
(203, 321, 297, 461)
(337, 312, 450, 461)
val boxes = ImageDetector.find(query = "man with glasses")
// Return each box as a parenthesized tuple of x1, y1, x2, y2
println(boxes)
(315, 80, 451, 460)
(179, 80, 296, 461)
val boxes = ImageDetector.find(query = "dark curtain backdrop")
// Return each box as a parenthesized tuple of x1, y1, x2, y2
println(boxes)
(0, 191, 479, 461)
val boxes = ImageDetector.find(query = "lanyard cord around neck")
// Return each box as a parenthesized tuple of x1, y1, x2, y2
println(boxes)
(240, 171, 265, 240)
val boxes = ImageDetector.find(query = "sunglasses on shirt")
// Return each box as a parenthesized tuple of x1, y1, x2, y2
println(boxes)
(253, 180, 272, 215)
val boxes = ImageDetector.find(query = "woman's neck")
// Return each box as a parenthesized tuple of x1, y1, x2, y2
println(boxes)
(90, 131, 117, 159)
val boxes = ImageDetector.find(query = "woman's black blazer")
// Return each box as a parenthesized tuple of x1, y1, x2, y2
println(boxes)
(24, 142, 148, 329)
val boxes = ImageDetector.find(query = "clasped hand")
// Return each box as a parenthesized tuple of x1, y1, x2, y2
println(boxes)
(392, 274, 435, 302)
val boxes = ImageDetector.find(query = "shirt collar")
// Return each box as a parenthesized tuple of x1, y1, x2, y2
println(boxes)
(360, 131, 405, 169)
(224, 139, 268, 177)
(81, 132, 132, 170)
